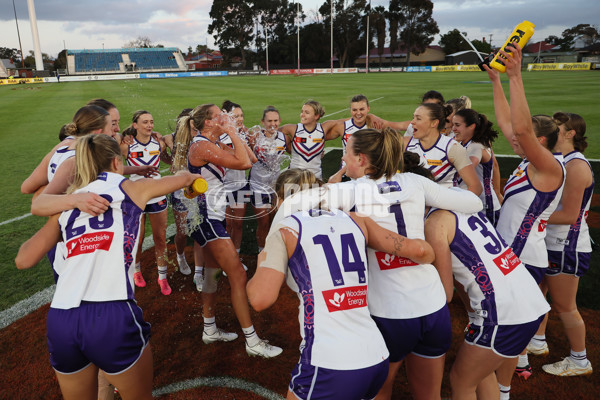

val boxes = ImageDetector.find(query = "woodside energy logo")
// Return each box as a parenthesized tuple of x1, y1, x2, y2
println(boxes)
(322, 285, 367, 312)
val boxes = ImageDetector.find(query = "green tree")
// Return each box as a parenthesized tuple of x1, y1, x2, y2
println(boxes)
(319, 0, 369, 68)
(54, 49, 67, 70)
(471, 39, 491, 54)
(253, 0, 300, 68)
(560, 24, 600, 50)
(387, 0, 401, 67)
(439, 29, 470, 55)
(372, 5, 387, 67)
(209, 0, 256, 68)
(397, 0, 439, 67)
(0, 47, 20, 61)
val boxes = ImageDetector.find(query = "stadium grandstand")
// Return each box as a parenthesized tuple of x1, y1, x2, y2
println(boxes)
(66, 47, 187, 75)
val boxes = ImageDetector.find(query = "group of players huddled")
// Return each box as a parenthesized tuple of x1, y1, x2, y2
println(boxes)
(16, 44, 592, 399)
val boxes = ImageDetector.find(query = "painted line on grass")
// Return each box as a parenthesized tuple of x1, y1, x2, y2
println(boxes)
(322, 96, 385, 118)
(153, 376, 284, 399)
(0, 213, 32, 227)
(0, 223, 177, 331)
(0, 168, 171, 227)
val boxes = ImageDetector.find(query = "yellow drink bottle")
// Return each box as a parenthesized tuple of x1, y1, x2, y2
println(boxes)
(183, 178, 208, 199)
(490, 20, 535, 72)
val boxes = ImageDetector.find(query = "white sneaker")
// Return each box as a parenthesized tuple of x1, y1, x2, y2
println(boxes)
(527, 340, 549, 356)
(202, 329, 238, 344)
(245, 339, 283, 358)
(542, 357, 593, 376)
(178, 256, 191, 275)
(193, 273, 204, 292)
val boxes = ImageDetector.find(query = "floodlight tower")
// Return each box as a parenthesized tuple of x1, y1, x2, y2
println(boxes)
(27, 0, 44, 71)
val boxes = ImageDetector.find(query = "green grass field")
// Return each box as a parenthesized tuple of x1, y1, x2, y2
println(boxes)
(1, 71, 598, 312)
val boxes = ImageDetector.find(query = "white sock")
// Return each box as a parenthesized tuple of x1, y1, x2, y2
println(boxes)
(517, 354, 529, 368)
(135, 262, 141, 273)
(242, 325, 259, 347)
(204, 316, 216, 335)
(570, 349, 588, 366)
(531, 334, 546, 345)
(194, 266, 204, 280)
(499, 384, 510, 400)
(158, 266, 168, 280)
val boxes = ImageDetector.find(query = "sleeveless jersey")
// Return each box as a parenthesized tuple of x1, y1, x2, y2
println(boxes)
(283, 209, 389, 370)
(496, 154, 566, 267)
(220, 132, 248, 191)
(459, 141, 501, 223)
(326, 174, 452, 319)
(126, 136, 165, 205)
(53, 172, 143, 309)
(47, 140, 76, 183)
(405, 134, 459, 188)
(188, 134, 228, 220)
(290, 123, 325, 179)
(249, 130, 287, 193)
(340, 119, 366, 168)
(545, 151, 594, 253)
(446, 210, 550, 326)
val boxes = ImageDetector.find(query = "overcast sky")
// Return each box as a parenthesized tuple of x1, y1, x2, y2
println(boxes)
(0, 1, 597, 58)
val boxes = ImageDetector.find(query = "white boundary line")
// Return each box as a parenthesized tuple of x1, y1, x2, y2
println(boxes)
(0, 167, 171, 227)
(153, 376, 284, 399)
(0, 223, 177, 330)
(322, 96, 385, 118)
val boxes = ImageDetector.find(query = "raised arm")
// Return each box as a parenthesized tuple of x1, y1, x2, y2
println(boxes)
(504, 44, 563, 183)
(484, 64, 514, 145)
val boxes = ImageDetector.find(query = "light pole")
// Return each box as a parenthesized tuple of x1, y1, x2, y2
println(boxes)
(12, 0, 25, 68)
(330, 0, 334, 73)
(296, 2, 300, 73)
(365, 0, 371, 73)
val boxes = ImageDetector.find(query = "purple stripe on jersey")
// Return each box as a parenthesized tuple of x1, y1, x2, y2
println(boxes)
(481, 157, 495, 221)
(448, 212, 499, 324)
(565, 183, 594, 251)
(287, 215, 316, 365)
(119, 181, 144, 300)
(200, 164, 225, 183)
(56, 147, 73, 154)
(510, 190, 558, 258)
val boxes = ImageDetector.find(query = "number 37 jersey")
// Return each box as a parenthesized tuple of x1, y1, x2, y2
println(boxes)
(284, 209, 389, 370)
(53, 172, 144, 310)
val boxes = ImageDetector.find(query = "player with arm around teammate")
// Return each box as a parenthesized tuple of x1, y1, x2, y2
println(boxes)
(425, 207, 549, 400)
(15, 134, 202, 400)
(247, 169, 435, 400)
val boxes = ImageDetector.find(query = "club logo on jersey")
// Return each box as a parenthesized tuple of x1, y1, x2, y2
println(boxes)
(322, 285, 367, 312)
(493, 247, 520, 275)
(538, 219, 548, 232)
(427, 159, 443, 166)
(376, 252, 418, 270)
(129, 151, 145, 159)
(66, 231, 114, 258)
(149, 150, 160, 156)
(294, 137, 307, 143)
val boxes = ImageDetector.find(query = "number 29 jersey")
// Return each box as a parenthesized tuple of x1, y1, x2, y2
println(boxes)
(283, 209, 389, 370)
(53, 172, 143, 310)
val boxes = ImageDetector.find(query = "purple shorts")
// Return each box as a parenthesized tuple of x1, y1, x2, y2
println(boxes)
(250, 191, 274, 208)
(227, 182, 251, 209)
(524, 263, 545, 284)
(547, 250, 590, 277)
(372, 304, 451, 362)
(464, 314, 544, 357)
(47, 300, 151, 374)
(190, 218, 229, 247)
(289, 359, 389, 400)
(144, 197, 168, 214)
